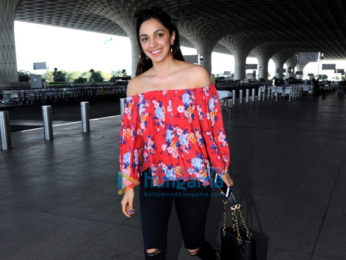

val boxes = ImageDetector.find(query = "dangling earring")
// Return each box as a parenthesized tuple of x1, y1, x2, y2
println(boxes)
(139, 54, 148, 65)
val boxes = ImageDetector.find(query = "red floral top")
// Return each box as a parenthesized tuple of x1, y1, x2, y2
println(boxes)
(119, 83, 230, 187)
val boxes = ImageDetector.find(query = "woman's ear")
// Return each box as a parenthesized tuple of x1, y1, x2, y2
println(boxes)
(171, 31, 176, 45)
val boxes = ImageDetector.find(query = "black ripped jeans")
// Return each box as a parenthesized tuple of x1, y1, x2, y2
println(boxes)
(139, 167, 212, 259)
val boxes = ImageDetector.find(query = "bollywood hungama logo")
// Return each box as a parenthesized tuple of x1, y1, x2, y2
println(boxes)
(118, 167, 226, 195)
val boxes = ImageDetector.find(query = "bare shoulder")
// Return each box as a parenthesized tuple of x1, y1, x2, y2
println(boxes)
(126, 76, 143, 97)
(188, 65, 211, 88)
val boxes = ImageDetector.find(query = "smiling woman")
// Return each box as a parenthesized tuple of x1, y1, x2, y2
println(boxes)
(135, 8, 185, 76)
(119, 7, 234, 260)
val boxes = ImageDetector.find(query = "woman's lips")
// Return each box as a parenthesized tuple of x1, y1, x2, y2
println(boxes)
(150, 48, 162, 56)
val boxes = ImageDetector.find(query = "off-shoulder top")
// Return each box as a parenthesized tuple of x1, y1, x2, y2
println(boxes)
(119, 83, 230, 187)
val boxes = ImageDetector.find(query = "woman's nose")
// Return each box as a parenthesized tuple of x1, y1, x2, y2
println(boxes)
(149, 38, 157, 48)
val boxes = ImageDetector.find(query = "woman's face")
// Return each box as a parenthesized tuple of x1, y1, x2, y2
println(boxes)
(139, 18, 175, 63)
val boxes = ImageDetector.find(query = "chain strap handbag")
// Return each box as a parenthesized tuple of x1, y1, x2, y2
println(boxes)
(220, 198, 256, 260)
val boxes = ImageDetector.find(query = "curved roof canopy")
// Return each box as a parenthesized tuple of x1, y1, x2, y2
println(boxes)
(15, 0, 346, 60)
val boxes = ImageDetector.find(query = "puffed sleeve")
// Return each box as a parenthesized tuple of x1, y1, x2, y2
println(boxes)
(119, 96, 144, 189)
(198, 84, 230, 176)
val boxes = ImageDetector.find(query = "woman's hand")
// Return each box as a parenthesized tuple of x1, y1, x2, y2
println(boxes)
(121, 189, 136, 218)
(220, 171, 234, 187)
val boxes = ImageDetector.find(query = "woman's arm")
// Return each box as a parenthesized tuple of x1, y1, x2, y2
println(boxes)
(120, 81, 143, 217)
(196, 77, 234, 187)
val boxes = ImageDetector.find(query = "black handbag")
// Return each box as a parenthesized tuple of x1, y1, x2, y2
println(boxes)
(220, 198, 256, 260)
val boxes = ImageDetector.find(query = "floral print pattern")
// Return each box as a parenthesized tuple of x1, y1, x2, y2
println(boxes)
(119, 84, 230, 186)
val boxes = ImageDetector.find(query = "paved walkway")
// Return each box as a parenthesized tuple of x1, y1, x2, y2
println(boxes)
(0, 92, 345, 259)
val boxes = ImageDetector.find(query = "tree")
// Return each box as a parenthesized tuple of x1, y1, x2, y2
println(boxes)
(101, 71, 112, 81)
(112, 69, 128, 77)
(65, 71, 82, 82)
(121, 69, 127, 77)
(74, 77, 87, 83)
(53, 68, 66, 83)
(89, 69, 103, 83)
(109, 68, 131, 82)
(41, 71, 53, 82)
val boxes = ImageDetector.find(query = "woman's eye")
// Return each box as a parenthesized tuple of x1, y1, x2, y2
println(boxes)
(157, 33, 163, 38)
(141, 38, 147, 42)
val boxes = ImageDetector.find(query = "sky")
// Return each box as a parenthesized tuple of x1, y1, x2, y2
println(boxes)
(14, 21, 346, 79)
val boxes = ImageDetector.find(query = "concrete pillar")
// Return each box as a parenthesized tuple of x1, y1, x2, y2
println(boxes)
(271, 50, 294, 79)
(196, 47, 212, 74)
(233, 51, 247, 80)
(285, 57, 296, 78)
(178, 38, 215, 75)
(274, 62, 284, 79)
(251, 43, 283, 80)
(178, 21, 227, 75)
(257, 55, 270, 80)
(295, 62, 309, 79)
(219, 35, 259, 81)
(129, 34, 139, 78)
(0, 0, 20, 84)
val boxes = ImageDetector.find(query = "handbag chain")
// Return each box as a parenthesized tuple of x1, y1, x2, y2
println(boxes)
(222, 199, 253, 244)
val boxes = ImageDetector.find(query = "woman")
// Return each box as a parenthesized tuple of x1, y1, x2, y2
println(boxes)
(119, 8, 234, 260)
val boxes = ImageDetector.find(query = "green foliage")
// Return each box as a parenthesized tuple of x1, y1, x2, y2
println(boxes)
(109, 75, 131, 82)
(65, 71, 82, 82)
(89, 69, 104, 83)
(109, 69, 131, 82)
(101, 71, 112, 81)
(28, 69, 127, 84)
(41, 71, 53, 82)
(318, 74, 328, 80)
(74, 77, 87, 83)
(53, 68, 67, 83)
(268, 72, 271, 78)
(112, 69, 129, 77)
(120, 69, 127, 77)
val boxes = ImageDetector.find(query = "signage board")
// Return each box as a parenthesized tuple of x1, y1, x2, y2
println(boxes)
(33, 62, 48, 70)
(322, 64, 336, 70)
(294, 52, 319, 63)
(295, 71, 303, 75)
(184, 55, 198, 64)
(245, 64, 257, 70)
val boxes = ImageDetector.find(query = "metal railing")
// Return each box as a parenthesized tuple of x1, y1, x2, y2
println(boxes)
(0, 85, 127, 107)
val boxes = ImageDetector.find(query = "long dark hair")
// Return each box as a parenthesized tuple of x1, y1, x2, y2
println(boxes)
(134, 8, 185, 76)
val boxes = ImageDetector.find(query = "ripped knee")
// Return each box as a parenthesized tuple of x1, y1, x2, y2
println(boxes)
(146, 248, 162, 256)
(187, 248, 200, 256)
